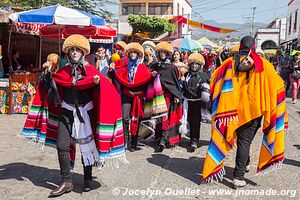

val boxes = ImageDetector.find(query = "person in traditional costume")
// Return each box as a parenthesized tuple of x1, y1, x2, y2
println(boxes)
(202, 36, 288, 189)
(142, 41, 157, 67)
(181, 53, 210, 152)
(113, 41, 128, 68)
(216, 46, 229, 68)
(203, 50, 215, 72)
(150, 42, 183, 152)
(22, 34, 126, 196)
(108, 42, 153, 152)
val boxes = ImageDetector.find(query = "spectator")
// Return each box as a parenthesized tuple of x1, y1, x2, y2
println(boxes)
(95, 45, 111, 76)
(279, 51, 292, 93)
(12, 50, 21, 71)
(289, 52, 300, 104)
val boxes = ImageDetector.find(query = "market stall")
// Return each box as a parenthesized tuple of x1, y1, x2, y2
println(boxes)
(0, 72, 37, 114)
(1, 5, 117, 114)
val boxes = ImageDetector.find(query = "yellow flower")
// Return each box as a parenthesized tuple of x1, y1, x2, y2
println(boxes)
(22, 105, 29, 113)
(1, 105, 8, 114)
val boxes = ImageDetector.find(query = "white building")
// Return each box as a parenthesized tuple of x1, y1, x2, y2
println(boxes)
(118, 0, 192, 39)
(254, 17, 286, 50)
(254, 28, 280, 50)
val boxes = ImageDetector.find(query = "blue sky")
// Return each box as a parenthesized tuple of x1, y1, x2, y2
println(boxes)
(189, 0, 288, 24)
(107, 0, 288, 24)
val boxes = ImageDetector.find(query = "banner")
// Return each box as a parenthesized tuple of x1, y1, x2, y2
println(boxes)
(188, 19, 236, 33)
(167, 16, 236, 33)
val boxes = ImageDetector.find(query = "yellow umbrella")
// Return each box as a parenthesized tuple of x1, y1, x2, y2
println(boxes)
(198, 37, 219, 48)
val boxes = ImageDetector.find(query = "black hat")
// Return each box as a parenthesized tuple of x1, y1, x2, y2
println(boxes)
(239, 36, 256, 55)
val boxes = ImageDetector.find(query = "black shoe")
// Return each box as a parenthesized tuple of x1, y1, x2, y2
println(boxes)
(191, 140, 198, 149)
(157, 144, 165, 152)
(155, 136, 167, 152)
(83, 180, 93, 192)
(157, 139, 166, 152)
(49, 181, 73, 197)
(127, 145, 141, 152)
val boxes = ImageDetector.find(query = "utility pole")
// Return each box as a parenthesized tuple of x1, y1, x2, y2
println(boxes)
(251, 7, 256, 36)
(243, 7, 256, 36)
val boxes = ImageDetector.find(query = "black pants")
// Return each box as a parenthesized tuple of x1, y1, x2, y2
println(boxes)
(57, 108, 93, 182)
(233, 116, 263, 180)
(121, 95, 138, 147)
(280, 68, 291, 92)
(187, 101, 202, 142)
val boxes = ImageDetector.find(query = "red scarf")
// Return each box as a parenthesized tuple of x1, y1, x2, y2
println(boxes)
(113, 63, 152, 136)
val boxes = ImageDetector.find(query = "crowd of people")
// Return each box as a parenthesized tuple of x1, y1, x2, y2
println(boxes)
(21, 34, 288, 197)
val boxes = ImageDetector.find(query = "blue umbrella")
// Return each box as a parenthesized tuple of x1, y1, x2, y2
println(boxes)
(171, 38, 203, 52)
(9, 5, 106, 62)
(9, 5, 105, 26)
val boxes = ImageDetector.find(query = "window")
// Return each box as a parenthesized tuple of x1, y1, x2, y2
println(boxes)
(148, 3, 173, 15)
(289, 15, 292, 34)
(294, 10, 298, 32)
(122, 3, 146, 15)
(177, 3, 180, 16)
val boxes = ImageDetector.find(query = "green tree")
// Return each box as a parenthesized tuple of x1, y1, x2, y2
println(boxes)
(0, 0, 117, 20)
(128, 14, 175, 40)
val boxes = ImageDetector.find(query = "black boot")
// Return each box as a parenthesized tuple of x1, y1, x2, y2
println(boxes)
(128, 135, 141, 152)
(188, 139, 198, 152)
(83, 180, 93, 192)
(191, 140, 198, 149)
(123, 119, 130, 150)
(83, 165, 93, 192)
(157, 138, 166, 152)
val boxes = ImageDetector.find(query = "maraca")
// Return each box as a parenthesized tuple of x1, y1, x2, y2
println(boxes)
(111, 53, 121, 62)
(45, 53, 60, 72)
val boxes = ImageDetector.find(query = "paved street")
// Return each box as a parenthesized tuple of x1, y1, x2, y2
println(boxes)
(0, 98, 299, 200)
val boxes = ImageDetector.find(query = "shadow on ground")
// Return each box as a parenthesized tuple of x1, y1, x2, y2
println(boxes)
(147, 154, 257, 188)
(139, 136, 209, 153)
(0, 162, 101, 194)
(283, 158, 300, 168)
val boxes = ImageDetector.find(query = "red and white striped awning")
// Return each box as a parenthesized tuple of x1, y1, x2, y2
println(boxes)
(14, 22, 117, 39)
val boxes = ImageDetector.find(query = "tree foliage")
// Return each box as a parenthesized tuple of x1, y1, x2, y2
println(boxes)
(128, 14, 175, 39)
(0, 0, 117, 20)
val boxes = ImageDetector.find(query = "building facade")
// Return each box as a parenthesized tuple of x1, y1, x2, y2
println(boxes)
(254, 17, 287, 50)
(285, 0, 300, 50)
(118, 0, 192, 38)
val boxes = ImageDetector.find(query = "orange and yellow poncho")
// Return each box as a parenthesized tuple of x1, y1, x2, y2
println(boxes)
(202, 56, 288, 182)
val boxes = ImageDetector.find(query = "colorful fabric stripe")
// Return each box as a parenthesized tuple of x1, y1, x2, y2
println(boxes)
(221, 79, 233, 93)
(207, 140, 225, 164)
(21, 67, 127, 169)
(202, 57, 287, 182)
